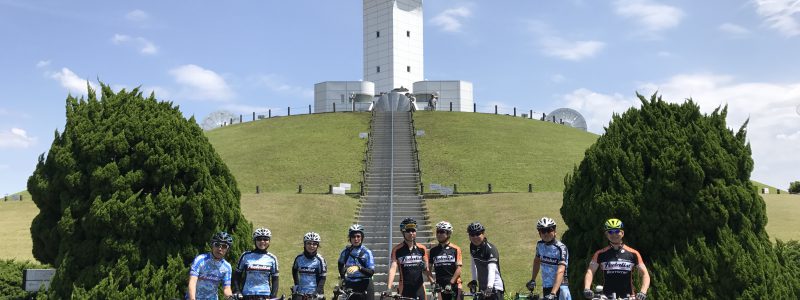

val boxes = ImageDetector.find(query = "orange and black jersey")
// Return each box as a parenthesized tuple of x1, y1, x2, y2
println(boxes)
(391, 242, 429, 287)
(428, 243, 462, 284)
(590, 245, 644, 297)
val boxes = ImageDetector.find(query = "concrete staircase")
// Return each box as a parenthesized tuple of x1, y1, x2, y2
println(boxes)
(357, 96, 430, 293)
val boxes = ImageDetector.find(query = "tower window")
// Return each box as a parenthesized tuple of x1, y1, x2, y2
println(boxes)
(376, 31, 380, 38)
(407, 31, 410, 37)
(407, 66, 411, 72)
(377, 66, 381, 73)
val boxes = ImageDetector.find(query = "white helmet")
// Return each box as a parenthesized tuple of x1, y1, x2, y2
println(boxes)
(304, 232, 321, 243)
(536, 217, 557, 229)
(435, 221, 453, 233)
(253, 227, 272, 239)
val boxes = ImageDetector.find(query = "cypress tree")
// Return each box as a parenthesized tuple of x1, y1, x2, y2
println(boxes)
(561, 93, 799, 298)
(27, 84, 251, 298)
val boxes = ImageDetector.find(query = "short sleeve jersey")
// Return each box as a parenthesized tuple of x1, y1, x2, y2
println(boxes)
(338, 245, 375, 282)
(535, 239, 569, 288)
(189, 253, 233, 300)
(428, 243, 463, 284)
(236, 251, 280, 296)
(390, 242, 429, 287)
(590, 245, 644, 297)
(293, 253, 328, 293)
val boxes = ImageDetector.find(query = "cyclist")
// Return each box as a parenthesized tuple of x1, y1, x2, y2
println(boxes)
(387, 218, 432, 300)
(338, 224, 376, 300)
(528, 217, 571, 300)
(428, 221, 463, 300)
(292, 232, 327, 300)
(234, 227, 280, 300)
(466, 222, 504, 300)
(582, 218, 650, 300)
(187, 231, 234, 300)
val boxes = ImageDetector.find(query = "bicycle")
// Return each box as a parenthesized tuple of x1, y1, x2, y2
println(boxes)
(379, 291, 418, 300)
(462, 285, 494, 300)
(333, 285, 367, 300)
(513, 284, 540, 300)
(227, 294, 286, 300)
(590, 286, 635, 300)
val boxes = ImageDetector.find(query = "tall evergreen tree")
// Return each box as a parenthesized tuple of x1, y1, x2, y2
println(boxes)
(561, 93, 799, 299)
(27, 84, 251, 298)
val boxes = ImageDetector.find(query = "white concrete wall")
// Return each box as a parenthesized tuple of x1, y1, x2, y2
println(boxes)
(314, 81, 376, 113)
(413, 81, 473, 112)
(364, 0, 424, 94)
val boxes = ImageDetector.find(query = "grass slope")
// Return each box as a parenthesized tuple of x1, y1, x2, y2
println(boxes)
(413, 112, 598, 192)
(205, 113, 369, 193)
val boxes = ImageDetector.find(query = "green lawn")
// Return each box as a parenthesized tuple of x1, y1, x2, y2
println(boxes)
(763, 194, 800, 241)
(413, 112, 598, 192)
(0, 199, 37, 261)
(205, 113, 370, 193)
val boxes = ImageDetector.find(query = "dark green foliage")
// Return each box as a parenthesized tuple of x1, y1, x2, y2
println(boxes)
(27, 84, 252, 297)
(0, 259, 49, 300)
(789, 181, 800, 194)
(561, 93, 799, 298)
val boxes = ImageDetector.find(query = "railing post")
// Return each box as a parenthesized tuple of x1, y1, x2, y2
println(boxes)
(529, 110, 533, 119)
(269, 109, 272, 118)
(333, 102, 336, 113)
(256, 186, 260, 194)
(309, 105, 312, 114)
(360, 181, 364, 196)
(288, 107, 291, 116)
(514, 107, 516, 117)
(474, 103, 477, 113)
(420, 182, 424, 195)
(495, 105, 498, 114)
(298, 185, 303, 194)
(353, 101, 356, 112)
(253, 112, 255, 121)
(453, 184, 458, 194)
(239, 115, 242, 123)
(449, 102, 453, 112)
(329, 184, 333, 194)
(488, 183, 492, 193)
(230, 118, 233, 125)
(529, 184, 533, 193)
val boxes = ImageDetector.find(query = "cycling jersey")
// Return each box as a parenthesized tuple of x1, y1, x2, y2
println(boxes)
(469, 239, 504, 292)
(292, 252, 327, 294)
(338, 245, 375, 282)
(236, 250, 280, 296)
(390, 242, 429, 291)
(535, 239, 569, 288)
(189, 253, 233, 300)
(429, 243, 463, 285)
(590, 245, 644, 297)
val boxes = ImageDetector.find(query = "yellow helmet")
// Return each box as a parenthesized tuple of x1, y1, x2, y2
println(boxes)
(604, 218, 624, 230)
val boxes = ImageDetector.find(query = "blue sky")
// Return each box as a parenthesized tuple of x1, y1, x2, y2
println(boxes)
(1, 0, 799, 195)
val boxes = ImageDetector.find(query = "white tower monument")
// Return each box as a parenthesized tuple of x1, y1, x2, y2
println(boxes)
(363, 0, 424, 94)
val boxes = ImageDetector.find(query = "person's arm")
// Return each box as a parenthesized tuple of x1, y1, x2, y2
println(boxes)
(223, 266, 234, 298)
(486, 263, 497, 291)
(470, 260, 478, 284)
(187, 276, 198, 300)
(583, 262, 598, 290)
(423, 245, 434, 284)
(292, 257, 300, 287)
(386, 261, 398, 290)
(551, 264, 566, 295)
(452, 246, 463, 285)
(271, 258, 280, 298)
(317, 276, 327, 294)
(637, 262, 650, 294)
(531, 256, 541, 283)
(223, 285, 233, 298)
(317, 256, 328, 294)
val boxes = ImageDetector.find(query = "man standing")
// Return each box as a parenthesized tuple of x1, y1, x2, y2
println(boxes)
(528, 217, 571, 300)
(429, 221, 463, 300)
(188, 232, 234, 300)
(582, 218, 650, 300)
(387, 218, 431, 300)
(338, 224, 375, 300)
(466, 222, 504, 300)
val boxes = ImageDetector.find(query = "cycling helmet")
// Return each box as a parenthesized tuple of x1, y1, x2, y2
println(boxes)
(399, 217, 418, 232)
(536, 217, 557, 229)
(435, 221, 453, 233)
(467, 222, 485, 235)
(348, 224, 365, 237)
(253, 227, 272, 240)
(211, 231, 233, 245)
(604, 218, 624, 230)
(304, 232, 321, 243)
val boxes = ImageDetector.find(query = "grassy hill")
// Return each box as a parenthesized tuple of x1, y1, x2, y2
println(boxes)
(413, 112, 598, 192)
(205, 113, 370, 193)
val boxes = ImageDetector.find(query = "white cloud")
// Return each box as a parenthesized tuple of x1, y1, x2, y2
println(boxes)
(169, 64, 234, 102)
(125, 9, 149, 22)
(48, 68, 96, 95)
(719, 23, 752, 37)
(252, 74, 314, 99)
(613, 0, 685, 34)
(754, 0, 800, 37)
(111, 34, 158, 55)
(0, 127, 37, 149)
(540, 37, 605, 61)
(35, 60, 50, 68)
(431, 6, 472, 32)
(559, 73, 800, 189)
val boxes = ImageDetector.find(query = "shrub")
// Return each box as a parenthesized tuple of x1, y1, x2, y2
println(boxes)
(27, 84, 251, 297)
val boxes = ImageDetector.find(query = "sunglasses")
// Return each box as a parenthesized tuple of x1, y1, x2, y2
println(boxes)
(255, 237, 271, 242)
(306, 242, 320, 246)
(468, 232, 482, 237)
(606, 229, 622, 235)
(404, 229, 417, 233)
(212, 242, 230, 249)
(538, 228, 555, 234)
(436, 230, 450, 234)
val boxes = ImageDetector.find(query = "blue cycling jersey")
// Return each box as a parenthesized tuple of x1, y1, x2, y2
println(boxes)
(535, 239, 569, 288)
(189, 253, 232, 300)
(236, 251, 279, 296)
(293, 253, 328, 293)
(338, 245, 375, 282)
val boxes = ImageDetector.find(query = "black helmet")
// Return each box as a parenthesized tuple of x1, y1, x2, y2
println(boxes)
(399, 217, 417, 232)
(467, 222, 485, 235)
(211, 231, 233, 245)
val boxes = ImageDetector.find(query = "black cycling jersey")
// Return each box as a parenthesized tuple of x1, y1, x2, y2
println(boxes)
(391, 242, 429, 290)
(469, 239, 504, 292)
(590, 245, 644, 297)
(429, 243, 463, 285)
